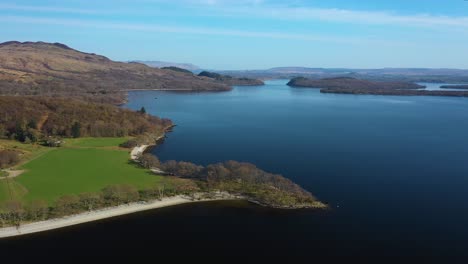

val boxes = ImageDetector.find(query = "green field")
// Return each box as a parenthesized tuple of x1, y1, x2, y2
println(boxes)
(0, 138, 162, 204)
(0, 181, 10, 201)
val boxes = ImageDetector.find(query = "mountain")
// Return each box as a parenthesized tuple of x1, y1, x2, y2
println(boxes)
(0, 41, 229, 104)
(132, 60, 200, 71)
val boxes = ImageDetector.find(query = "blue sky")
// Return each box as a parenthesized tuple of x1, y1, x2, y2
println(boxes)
(1, 0, 468, 70)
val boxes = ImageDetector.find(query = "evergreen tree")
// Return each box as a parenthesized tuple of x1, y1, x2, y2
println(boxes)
(139, 107, 146, 114)
(27, 119, 37, 129)
(71, 122, 81, 138)
(14, 121, 26, 142)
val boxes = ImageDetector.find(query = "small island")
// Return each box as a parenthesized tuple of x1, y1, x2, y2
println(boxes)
(198, 71, 265, 86)
(287, 77, 425, 90)
(287, 77, 468, 97)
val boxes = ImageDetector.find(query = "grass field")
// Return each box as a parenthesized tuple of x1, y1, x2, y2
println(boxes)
(0, 138, 163, 204)
(0, 181, 10, 201)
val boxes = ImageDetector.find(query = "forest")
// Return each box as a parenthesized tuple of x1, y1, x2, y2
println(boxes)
(198, 71, 264, 86)
(0, 96, 172, 143)
(136, 154, 324, 209)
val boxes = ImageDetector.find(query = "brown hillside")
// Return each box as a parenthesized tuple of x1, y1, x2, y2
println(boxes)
(0, 41, 230, 104)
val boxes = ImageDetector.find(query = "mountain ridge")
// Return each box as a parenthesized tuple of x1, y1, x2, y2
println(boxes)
(0, 41, 229, 104)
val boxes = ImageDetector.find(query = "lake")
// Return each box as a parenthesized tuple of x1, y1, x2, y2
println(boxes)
(2, 80, 468, 261)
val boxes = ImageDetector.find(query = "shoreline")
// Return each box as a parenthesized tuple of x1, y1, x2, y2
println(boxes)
(130, 134, 166, 161)
(0, 194, 243, 239)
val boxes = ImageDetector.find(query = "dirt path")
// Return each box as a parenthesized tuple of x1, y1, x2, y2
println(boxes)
(36, 113, 49, 130)
(0, 170, 25, 180)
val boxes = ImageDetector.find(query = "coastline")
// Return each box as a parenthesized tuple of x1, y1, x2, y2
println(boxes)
(130, 133, 167, 161)
(0, 194, 243, 239)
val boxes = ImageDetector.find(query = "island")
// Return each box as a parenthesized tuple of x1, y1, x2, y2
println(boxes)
(288, 77, 468, 97)
(440, 85, 468, 89)
(198, 71, 265, 86)
(0, 95, 326, 237)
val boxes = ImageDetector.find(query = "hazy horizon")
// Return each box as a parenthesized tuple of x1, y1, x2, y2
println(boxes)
(2, 0, 468, 70)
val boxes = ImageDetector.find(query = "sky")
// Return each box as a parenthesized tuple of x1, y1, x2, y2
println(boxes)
(1, 0, 468, 70)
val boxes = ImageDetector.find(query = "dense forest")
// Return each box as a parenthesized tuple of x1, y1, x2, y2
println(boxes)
(0, 96, 172, 142)
(135, 154, 324, 209)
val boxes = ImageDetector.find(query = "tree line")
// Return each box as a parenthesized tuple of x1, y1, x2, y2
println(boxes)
(136, 154, 321, 208)
(0, 179, 199, 228)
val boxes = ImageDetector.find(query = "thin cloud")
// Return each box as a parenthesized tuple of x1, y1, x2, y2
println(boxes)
(0, 3, 104, 15)
(2, 2, 468, 30)
(129, 1, 468, 30)
(0, 15, 408, 46)
(247, 6, 468, 29)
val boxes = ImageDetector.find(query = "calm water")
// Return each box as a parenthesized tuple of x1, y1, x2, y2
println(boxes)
(2, 80, 468, 261)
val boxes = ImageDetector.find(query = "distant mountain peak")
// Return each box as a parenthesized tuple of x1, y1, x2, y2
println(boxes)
(132, 60, 200, 71)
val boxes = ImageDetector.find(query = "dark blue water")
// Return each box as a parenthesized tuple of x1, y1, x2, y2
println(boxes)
(2, 80, 468, 261)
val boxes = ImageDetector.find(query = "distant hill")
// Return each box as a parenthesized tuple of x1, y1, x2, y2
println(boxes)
(288, 77, 468, 97)
(198, 71, 264, 86)
(132, 60, 200, 71)
(0, 41, 229, 104)
(220, 67, 468, 83)
(287, 77, 424, 89)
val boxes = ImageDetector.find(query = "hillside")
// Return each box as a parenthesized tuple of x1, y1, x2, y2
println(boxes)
(0, 41, 229, 104)
(0, 96, 172, 141)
